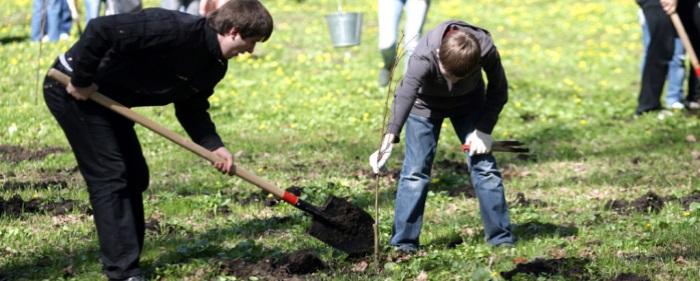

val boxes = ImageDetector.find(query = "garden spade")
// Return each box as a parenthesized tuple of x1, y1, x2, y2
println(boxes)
(47, 68, 374, 256)
(669, 12, 700, 78)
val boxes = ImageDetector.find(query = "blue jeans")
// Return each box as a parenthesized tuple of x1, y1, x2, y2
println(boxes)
(390, 114, 515, 251)
(640, 10, 686, 105)
(161, 0, 200, 15)
(84, 0, 102, 24)
(31, 0, 72, 41)
(377, 0, 429, 71)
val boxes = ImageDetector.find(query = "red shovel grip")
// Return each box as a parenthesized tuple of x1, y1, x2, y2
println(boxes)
(282, 191, 299, 205)
(461, 144, 471, 152)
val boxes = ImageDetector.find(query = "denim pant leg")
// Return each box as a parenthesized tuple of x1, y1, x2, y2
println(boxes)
(31, 0, 62, 41)
(390, 114, 442, 251)
(83, 0, 101, 23)
(401, 0, 428, 69)
(665, 38, 686, 105)
(451, 114, 515, 245)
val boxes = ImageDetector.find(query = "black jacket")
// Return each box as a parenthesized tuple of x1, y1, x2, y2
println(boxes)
(64, 8, 227, 150)
(387, 20, 508, 137)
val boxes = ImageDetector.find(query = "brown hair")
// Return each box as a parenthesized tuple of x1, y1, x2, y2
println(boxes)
(438, 28, 481, 78)
(206, 0, 273, 42)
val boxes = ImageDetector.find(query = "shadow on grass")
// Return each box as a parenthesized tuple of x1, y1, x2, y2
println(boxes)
(513, 220, 578, 241)
(1, 213, 310, 280)
(0, 35, 28, 44)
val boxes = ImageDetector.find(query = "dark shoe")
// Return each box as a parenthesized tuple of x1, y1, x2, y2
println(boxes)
(493, 242, 515, 248)
(378, 68, 391, 87)
(110, 276, 145, 281)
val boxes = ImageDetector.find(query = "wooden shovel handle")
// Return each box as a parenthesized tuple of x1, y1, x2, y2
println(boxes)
(670, 12, 700, 77)
(47, 68, 295, 202)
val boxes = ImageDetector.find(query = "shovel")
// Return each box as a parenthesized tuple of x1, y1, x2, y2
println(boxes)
(462, 140, 529, 154)
(47, 69, 374, 256)
(669, 12, 700, 78)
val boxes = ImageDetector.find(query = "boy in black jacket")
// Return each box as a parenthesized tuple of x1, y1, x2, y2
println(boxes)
(43, 1, 273, 279)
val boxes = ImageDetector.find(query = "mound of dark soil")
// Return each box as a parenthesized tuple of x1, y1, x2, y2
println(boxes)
(220, 250, 325, 280)
(435, 159, 466, 175)
(680, 191, 700, 209)
(611, 273, 651, 281)
(2, 179, 68, 190)
(605, 191, 665, 214)
(512, 192, 548, 208)
(501, 257, 590, 280)
(0, 195, 88, 216)
(145, 218, 187, 235)
(446, 184, 476, 198)
(0, 145, 65, 163)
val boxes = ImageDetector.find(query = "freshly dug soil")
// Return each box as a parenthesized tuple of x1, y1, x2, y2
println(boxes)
(512, 192, 548, 208)
(2, 179, 68, 190)
(219, 249, 325, 280)
(604, 191, 665, 214)
(611, 273, 651, 281)
(680, 191, 700, 209)
(0, 195, 88, 216)
(446, 184, 476, 198)
(435, 159, 467, 175)
(0, 145, 65, 163)
(501, 257, 590, 280)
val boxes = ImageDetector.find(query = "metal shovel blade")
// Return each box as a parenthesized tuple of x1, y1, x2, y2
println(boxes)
(307, 196, 374, 256)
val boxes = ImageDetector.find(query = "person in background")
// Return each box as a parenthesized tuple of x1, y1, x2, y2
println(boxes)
(636, 0, 700, 116)
(84, 0, 142, 24)
(639, 9, 686, 111)
(200, 0, 228, 16)
(42, 0, 272, 279)
(369, 20, 516, 253)
(162, 0, 200, 15)
(31, 0, 72, 42)
(377, 0, 429, 87)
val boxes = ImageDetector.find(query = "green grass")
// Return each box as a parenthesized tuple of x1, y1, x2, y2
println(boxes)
(2, 0, 700, 280)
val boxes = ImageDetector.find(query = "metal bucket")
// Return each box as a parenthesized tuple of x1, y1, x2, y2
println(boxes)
(324, 12, 363, 47)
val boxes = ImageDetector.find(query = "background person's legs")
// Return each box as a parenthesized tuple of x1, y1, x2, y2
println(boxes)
(637, 0, 675, 114)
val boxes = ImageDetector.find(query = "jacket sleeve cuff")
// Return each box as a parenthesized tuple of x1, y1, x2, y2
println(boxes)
(197, 135, 225, 151)
(71, 76, 93, 88)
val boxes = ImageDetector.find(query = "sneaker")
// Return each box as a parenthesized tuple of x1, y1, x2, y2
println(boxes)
(657, 109, 673, 120)
(494, 242, 515, 248)
(59, 33, 69, 41)
(669, 101, 685, 110)
(378, 68, 391, 87)
(689, 101, 700, 110)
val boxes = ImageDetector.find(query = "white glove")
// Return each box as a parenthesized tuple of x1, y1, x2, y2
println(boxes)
(369, 134, 395, 174)
(465, 129, 493, 156)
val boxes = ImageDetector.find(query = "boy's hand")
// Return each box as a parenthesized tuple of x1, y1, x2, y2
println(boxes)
(660, 0, 677, 15)
(369, 134, 394, 174)
(212, 146, 234, 175)
(66, 83, 97, 101)
(465, 130, 493, 156)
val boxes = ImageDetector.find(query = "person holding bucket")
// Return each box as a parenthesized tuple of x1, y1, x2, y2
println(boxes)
(377, 0, 429, 87)
(369, 20, 516, 253)
(42, 1, 272, 280)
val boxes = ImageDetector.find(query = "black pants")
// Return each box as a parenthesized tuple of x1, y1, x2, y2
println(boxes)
(637, 0, 700, 114)
(43, 61, 148, 280)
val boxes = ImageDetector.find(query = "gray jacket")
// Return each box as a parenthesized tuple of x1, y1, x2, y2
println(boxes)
(386, 20, 508, 138)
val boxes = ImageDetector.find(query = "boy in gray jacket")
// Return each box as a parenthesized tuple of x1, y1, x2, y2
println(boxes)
(369, 20, 515, 252)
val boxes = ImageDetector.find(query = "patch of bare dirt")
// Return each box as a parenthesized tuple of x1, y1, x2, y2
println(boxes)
(0, 195, 89, 216)
(512, 192, 548, 208)
(500, 257, 590, 280)
(680, 191, 700, 209)
(219, 249, 325, 280)
(0, 145, 66, 163)
(604, 191, 665, 214)
(611, 273, 651, 281)
(446, 184, 476, 198)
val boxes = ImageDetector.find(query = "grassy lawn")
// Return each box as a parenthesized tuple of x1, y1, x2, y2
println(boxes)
(2, 0, 700, 280)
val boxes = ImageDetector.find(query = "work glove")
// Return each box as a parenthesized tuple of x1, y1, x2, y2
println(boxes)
(465, 129, 493, 156)
(369, 134, 395, 174)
